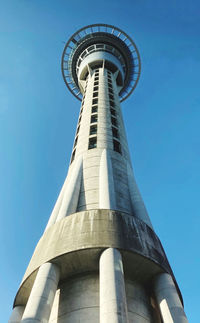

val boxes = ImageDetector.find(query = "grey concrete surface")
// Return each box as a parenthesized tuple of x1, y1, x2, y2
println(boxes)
(8, 306, 24, 323)
(100, 248, 129, 323)
(21, 262, 60, 323)
(154, 273, 188, 323)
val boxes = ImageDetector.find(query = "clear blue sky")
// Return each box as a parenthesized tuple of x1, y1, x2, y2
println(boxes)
(0, 1, 199, 321)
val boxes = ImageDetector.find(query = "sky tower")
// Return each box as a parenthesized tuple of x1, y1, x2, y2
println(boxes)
(9, 24, 188, 323)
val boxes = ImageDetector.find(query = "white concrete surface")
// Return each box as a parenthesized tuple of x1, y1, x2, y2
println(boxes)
(44, 175, 67, 231)
(21, 262, 60, 323)
(99, 149, 116, 209)
(8, 306, 24, 323)
(56, 155, 83, 221)
(154, 273, 188, 323)
(99, 248, 129, 323)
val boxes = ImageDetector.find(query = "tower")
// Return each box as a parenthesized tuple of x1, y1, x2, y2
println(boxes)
(9, 23, 188, 323)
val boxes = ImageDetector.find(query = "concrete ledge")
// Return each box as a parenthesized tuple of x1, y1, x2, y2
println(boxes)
(14, 209, 172, 306)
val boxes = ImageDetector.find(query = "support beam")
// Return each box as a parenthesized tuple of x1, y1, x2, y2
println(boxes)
(99, 248, 129, 323)
(8, 306, 24, 323)
(56, 155, 83, 221)
(154, 273, 188, 323)
(21, 262, 60, 323)
(99, 149, 116, 209)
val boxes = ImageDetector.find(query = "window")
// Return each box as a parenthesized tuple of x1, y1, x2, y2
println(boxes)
(78, 115, 82, 123)
(71, 149, 76, 163)
(93, 92, 98, 98)
(109, 94, 114, 101)
(113, 140, 121, 153)
(94, 77, 99, 81)
(111, 117, 117, 126)
(110, 102, 115, 109)
(76, 125, 80, 135)
(111, 108, 116, 116)
(91, 114, 98, 123)
(90, 125, 97, 135)
(92, 105, 98, 113)
(88, 137, 97, 149)
(109, 89, 113, 95)
(92, 98, 98, 105)
(93, 86, 98, 92)
(94, 81, 98, 86)
(74, 136, 78, 147)
(112, 127, 119, 138)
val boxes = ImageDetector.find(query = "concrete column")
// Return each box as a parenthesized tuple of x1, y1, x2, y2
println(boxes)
(8, 306, 24, 323)
(44, 178, 67, 231)
(21, 262, 60, 323)
(99, 149, 116, 209)
(154, 273, 188, 323)
(127, 162, 153, 229)
(100, 248, 129, 323)
(56, 155, 83, 221)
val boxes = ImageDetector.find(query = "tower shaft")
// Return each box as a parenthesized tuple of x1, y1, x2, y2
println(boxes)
(9, 24, 189, 323)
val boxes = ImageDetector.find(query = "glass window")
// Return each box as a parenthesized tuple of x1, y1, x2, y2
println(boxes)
(74, 136, 78, 147)
(110, 101, 115, 108)
(76, 125, 80, 135)
(113, 140, 121, 154)
(71, 149, 76, 163)
(109, 94, 114, 101)
(111, 117, 117, 126)
(91, 114, 98, 123)
(92, 98, 98, 105)
(90, 125, 97, 135)
(92, 105, 98, 113)
(112, 127, 119, 138)
(88, 137, 97, 149)
(93, 86, 98, 92)
(93, 92, 98, 98)
(110, 108, 116, 116)
(94, 81, 98, 86)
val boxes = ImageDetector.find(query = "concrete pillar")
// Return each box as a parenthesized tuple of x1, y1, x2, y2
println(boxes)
(99, 149, 116, 209)
(127, 162, 153, 229)
(154, 273, 188, 323)
(56, 155, 83, 221)
(99, 248, 129, 323)
(21, 262, 60, 323)
(8, 306, 24, 323)
(44, 178, 66, 231)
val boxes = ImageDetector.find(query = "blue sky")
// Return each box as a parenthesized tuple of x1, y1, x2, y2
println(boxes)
(0, 0, 199, 321)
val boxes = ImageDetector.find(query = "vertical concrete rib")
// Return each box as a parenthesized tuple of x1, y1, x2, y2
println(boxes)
(99, 149, 116, 209)
(154, 273, 188, 323)
(100, 248, 129, 323)
(44, 176, 67, 231)
(21, 262, 60, 323)
(8, 306, 24, 323)
(127, 162, 153, 229)
(56, 155, 83, 221)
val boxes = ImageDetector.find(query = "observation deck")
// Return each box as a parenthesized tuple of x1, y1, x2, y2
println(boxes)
(61, 23, 141, 101)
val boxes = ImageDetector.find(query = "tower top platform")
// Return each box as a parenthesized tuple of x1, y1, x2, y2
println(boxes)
(61, 24, 141, 102)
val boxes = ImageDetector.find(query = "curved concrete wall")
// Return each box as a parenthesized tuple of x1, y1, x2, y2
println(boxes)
(14, 209, 173, 307)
